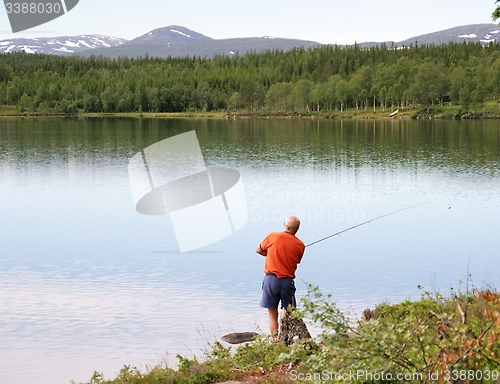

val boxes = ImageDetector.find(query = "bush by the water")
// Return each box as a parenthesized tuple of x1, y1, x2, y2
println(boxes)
(285, 283, 500, 383)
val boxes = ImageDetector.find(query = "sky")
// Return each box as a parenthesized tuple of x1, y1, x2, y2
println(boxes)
(0, 0, 498, 44)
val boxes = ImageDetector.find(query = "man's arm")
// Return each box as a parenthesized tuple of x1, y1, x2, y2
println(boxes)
(297, 245, 305, 263)
(256, 244, 267, 256)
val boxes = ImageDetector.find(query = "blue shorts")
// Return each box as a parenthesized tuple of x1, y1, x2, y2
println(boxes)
(260, 274, 296, 309)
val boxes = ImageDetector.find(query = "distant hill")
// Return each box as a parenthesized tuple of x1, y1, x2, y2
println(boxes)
(360, 23, 500, 48)
(128, 25, 212, 45)
(0, 35, 127, 55)
(78, 25, 321, 58)
(0, 23, 499, 58)
(398, 23, 500, 46)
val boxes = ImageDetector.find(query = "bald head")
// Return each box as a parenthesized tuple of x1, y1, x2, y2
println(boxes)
(284, 216, 300, 235)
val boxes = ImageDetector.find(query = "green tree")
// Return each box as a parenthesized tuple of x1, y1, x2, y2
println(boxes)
(350, 66, 373, 110)
(264, 84, 281, 112)
(117, 86, 134, 112)
(493, 0, 500, 20)
(348, 74, 363, 110)
(264, 82, 293, 112)
(101, 86, 118, 112)
(393, 57, 416, 108)
(449, 67, 465, 105)
(83, 95, 99, 112)
(309, 82, 326, 112)
(6, 76, 23, 105)
(324, 75, 342, 111)
(291, 79, 312, 112)
(47, 84, 60, 108)
(336, 79, 350, 112)
(459, 70, 475, 112)
(413, 62, 446, 112)
(134, 84, 149, 112)
(240, 80, 265, 112)
(18, 93, 32, 112)
(228, 91, 241, 112)
(170, 84, 188, 112)
(374, 63, 396, 111)
(0, 83, 6, 105)
(474, 83, 487, 113)
(490, 58, 500, 113)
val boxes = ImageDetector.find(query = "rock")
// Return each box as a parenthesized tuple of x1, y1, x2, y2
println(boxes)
(221, 332, 259, 344)
(277, 309, 311, 346)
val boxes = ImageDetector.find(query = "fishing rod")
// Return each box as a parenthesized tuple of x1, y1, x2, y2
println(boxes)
(305, 201, 430, 248)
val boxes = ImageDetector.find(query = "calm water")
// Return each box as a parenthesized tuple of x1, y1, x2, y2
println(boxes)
(1, 117, 500, 383)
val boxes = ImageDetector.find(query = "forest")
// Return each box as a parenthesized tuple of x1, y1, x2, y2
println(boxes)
(1, 41, 500, 115)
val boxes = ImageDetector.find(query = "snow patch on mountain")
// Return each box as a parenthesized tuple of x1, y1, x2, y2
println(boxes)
(457, 27, 500, 45)
(79, 40, 92, 48)
(171, 29, 191, 38)
(63, 40, 80, 47)
(19, 45, 36, 54)
(54, 47, 74, 53)
(0, 35, 128, 55)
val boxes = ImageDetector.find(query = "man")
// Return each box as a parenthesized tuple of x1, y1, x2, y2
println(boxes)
(256, 216, 305, 337)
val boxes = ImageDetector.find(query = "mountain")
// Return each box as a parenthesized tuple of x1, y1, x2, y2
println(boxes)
(128, 25, 212, 45)
(360, 23, 500, 48)
(399, 23, 500, 46)
(0, 23, 499, 59)
(77, 25, 321, 58)
(0, 35, 127, 55)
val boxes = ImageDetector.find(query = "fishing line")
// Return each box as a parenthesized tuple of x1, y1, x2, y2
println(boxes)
(305, 201, 430, 248)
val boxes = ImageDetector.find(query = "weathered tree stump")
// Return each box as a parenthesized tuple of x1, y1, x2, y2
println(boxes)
(277, 309, 311, 346)
(362, 307, 373, 320)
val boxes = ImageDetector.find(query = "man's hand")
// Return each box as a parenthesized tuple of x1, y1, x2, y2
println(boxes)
(256, 244, 267, 256)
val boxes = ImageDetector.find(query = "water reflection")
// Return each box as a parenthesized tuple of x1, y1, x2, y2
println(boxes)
(2, 267, 264, 384)
(0, 117, 499, 384)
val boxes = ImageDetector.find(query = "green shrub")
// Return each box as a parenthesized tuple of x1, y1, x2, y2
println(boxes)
(286, 284, 500, 383)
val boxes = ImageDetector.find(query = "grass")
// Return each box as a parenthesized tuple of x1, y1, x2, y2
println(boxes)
(74, 336, 291, 384)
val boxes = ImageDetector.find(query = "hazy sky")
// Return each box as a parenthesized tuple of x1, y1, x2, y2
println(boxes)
(0, 0, 498, 43)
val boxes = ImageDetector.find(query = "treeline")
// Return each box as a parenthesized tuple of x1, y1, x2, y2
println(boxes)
(1, 42, 500, 114)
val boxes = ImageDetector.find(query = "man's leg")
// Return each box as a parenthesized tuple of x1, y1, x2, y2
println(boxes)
(261, 275, 280, 338)
(267, 308, 279, 339)
(281, 279, 296, 309)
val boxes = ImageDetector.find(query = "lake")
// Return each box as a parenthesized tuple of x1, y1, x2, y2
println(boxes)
(1, 117, 499, 384)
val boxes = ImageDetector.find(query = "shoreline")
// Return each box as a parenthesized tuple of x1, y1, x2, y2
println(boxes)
(1, 112, 499, 120)
(1, 104, 500, 120)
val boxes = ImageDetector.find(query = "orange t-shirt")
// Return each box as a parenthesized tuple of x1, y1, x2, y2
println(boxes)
(260, 232, 305, 279)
